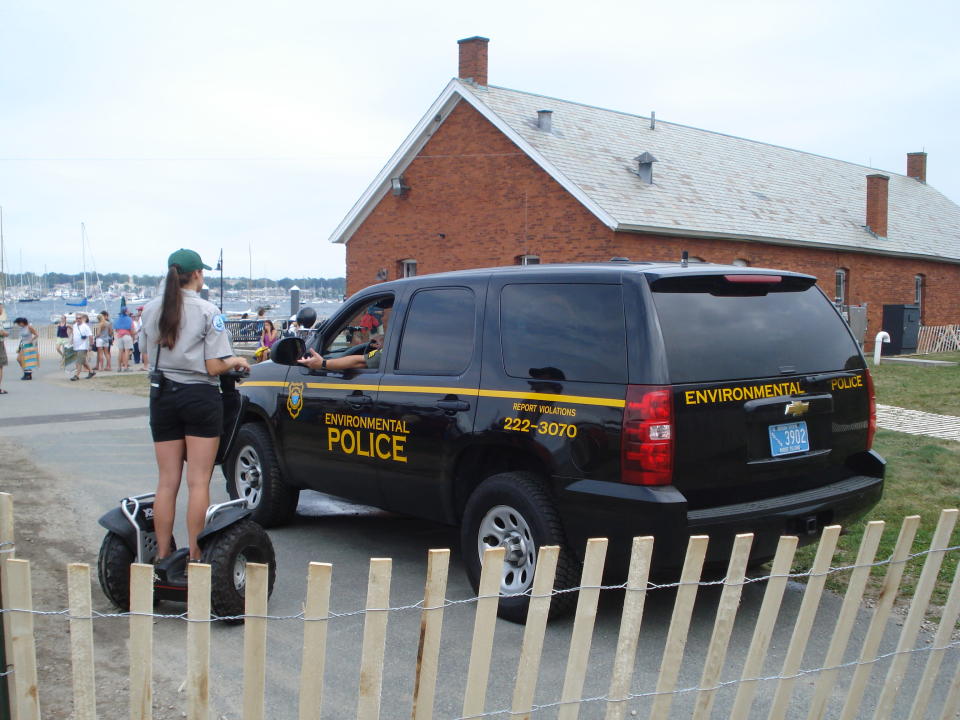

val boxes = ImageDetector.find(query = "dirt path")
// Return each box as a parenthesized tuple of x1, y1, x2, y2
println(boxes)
(1, 438, 184, 720)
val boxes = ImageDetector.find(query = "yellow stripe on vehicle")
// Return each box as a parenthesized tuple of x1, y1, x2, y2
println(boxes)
(475, 389, 624, 408)
(244, 380, 624, 408)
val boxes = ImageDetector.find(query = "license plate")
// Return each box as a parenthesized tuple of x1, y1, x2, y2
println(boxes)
(769, 421, 809, 457)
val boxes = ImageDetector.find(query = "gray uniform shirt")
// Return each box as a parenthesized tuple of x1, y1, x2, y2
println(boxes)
(140, 289, 233, 386)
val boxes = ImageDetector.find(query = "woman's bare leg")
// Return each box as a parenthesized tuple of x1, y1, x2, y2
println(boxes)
(184, 435, 221, 560)
(153, 439, 186, 558)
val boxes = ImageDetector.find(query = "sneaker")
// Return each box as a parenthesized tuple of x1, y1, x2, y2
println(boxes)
(86, 371, 96, 379)
(70, 376, 79, 381)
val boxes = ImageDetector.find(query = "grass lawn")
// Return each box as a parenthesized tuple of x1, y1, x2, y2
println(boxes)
(89, 371, 150, 397)
(869, 351, 960, 415)
(792, 351, 960, 608)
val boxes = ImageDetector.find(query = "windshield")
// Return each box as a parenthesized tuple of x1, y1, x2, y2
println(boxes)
(650, 275, 863, 383)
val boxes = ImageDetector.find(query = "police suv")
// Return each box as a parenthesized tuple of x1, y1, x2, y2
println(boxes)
(227, 262, 884, 622)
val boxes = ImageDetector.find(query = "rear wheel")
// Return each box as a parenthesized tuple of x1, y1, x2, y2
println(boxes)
(225, 423, 299, 527)
(203, 519, 277, 622)
(97, 532, 134, 610)
(460, 471, 580, 623)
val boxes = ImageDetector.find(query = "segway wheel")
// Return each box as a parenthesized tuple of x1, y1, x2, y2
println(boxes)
(204, 519, 276, 623)
(97, 532, 135, 610)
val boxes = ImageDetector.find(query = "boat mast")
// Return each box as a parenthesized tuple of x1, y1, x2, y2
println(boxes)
(0, 205, 5, 303)
(81, 222, 89, 298)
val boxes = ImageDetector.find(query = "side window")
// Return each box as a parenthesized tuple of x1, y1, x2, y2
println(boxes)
(915, 274, 924, 321)
(396, 287, 476, 375)
(835, 268, 848, 305)
(500, 284, 627, 384)
(324, 295, 394, 356)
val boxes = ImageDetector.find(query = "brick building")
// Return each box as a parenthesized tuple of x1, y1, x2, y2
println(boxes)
(331, 37, 960, 349)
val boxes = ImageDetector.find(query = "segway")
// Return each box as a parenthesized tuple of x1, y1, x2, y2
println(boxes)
(96, 369, 276, 620)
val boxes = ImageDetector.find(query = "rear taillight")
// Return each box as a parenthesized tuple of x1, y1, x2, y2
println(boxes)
(621, 385, 674, 486)
(865, 369, 877, 450)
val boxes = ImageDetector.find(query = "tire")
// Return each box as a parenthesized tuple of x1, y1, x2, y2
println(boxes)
(225, 423, 299, 527)
(203, 519, 277, 622)
(97, 532, 135, 610)
(460, 472, 580, 623)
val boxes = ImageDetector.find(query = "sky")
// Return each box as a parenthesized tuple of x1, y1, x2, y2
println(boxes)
(1, 0, 957, 280)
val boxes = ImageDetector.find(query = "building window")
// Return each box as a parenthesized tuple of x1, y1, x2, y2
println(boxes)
(398, 259, 417, 278)
(517, 255, 540, 265)
(915, 274, 924, 319)
(732, 258, 750, 267)
(835, 269, 848, 305)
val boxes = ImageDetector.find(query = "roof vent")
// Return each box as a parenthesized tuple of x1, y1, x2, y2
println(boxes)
(537, 110, 553, 132)
(633, 152, 658, 184)
(650, 111, 656, 130)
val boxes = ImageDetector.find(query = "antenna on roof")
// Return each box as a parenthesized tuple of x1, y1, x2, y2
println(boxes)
(681, 250, 688, 268)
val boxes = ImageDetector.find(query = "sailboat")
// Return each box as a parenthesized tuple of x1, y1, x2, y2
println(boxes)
(66, 223, 92, 306)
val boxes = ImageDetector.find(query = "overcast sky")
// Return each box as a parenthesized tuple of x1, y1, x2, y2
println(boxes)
(1, 0, 957, 280)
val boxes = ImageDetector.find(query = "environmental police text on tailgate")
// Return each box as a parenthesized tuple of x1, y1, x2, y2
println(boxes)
(226, 260, 884, 623)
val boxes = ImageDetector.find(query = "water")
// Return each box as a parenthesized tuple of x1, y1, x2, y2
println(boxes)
(2, 297, 343, 327)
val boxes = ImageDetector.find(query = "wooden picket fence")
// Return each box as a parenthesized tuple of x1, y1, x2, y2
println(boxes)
(916, 325, 960, 355)
(3, 491, 960, 719)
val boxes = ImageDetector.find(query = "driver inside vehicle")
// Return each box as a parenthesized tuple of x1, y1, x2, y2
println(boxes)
(297, 335, 382, 372)
(297, 299, 391, 373)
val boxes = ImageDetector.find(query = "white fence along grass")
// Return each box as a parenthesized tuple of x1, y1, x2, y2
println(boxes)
(2, 492, 960, 719)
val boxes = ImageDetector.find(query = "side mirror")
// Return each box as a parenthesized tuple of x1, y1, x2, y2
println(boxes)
(271, 336, 306, 366)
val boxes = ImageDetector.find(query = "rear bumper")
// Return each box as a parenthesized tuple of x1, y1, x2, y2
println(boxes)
(555, 471, 884, 574)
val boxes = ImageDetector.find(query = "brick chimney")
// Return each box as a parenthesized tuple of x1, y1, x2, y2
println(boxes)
(865, 174, 889, 238)
(907, 152, 927, 183)
(458, 36, 489, 86)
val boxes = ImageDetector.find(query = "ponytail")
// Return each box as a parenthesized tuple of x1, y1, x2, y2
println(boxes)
(158, 265, 192, 348)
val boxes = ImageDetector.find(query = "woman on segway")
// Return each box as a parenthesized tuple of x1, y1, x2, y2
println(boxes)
(140, 248, 251, 564)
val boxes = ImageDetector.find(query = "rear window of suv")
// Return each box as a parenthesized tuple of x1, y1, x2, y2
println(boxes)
(650, 274, 863, 383)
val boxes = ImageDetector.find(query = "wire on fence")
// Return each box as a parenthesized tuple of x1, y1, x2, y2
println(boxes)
(3, 541, 959, 624)
(450, 639, 960, 720)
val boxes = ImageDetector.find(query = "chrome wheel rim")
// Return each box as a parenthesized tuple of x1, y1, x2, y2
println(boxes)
(477, 504, 536, 595)
(234, 446, 263, 508)
(233, 551, 248, 591)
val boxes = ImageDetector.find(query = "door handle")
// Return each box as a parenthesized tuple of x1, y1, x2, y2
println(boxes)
(436, 399, 470, 413)
(346, 394, 372, 408)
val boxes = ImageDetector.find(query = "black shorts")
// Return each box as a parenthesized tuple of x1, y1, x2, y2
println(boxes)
(149, 381, 223, 442)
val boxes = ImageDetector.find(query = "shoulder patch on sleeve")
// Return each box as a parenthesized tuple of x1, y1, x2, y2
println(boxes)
(212, 314, 226, 332)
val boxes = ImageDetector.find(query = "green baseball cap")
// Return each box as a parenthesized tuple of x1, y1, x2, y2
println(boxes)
(167, 248, 211, 273)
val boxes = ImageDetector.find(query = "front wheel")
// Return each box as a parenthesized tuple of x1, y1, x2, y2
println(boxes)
(460, 472, 580, 623)
(97, 532, 135, 610)
(203, 519, 277, 622)
(224, 423, 299, 527)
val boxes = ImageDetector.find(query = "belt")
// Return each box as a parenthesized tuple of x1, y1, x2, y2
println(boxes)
(163, 379, 214, 392)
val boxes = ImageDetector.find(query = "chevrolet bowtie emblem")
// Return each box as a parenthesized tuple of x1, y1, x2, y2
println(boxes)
(785, 400, 810, 416)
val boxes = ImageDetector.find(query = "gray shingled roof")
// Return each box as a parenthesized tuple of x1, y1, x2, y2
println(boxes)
(467, 82, 960, 262)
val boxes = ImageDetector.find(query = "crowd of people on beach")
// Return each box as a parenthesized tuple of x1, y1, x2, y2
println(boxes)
(0, 299, 291, 394)
(0, 302, 150, 395)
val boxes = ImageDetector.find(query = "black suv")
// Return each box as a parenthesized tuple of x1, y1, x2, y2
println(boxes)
(227, 262, 884, 621)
